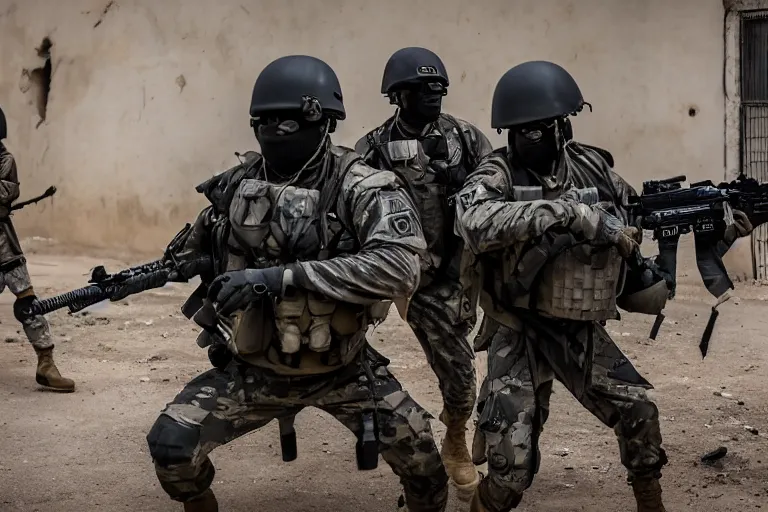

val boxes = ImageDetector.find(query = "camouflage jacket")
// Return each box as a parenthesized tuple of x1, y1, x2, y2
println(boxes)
(169, 144, 427, 374)
(455, 141, 636, 321)
(355, 113, 492, 274)
(0, 145, 24, 268)
(456, 142, 635, 255)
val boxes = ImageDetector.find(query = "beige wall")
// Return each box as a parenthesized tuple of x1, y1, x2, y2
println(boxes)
(0, 0, 727, 254)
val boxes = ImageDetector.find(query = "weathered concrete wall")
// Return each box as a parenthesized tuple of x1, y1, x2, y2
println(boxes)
(0, 0, 726, 254)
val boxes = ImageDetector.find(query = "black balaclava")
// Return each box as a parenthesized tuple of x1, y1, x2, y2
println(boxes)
(396, 81, 446, 128)
(508, 117, 565, 176)
(252, 97, 330, 182)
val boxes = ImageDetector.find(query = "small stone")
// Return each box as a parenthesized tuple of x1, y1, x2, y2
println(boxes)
(738, 400, 745, 406)
(745, 426, 759, 435)
(4, 336, 18, 343)
(701, 446, 728, 464)
(139, 377, 150, 383)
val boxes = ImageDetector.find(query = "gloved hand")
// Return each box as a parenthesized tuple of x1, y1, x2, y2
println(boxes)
(168, 256, 212, 282)
(724, 209, 753, 245)
(591, 206, 639, 258)
(207, 267, 285, 316)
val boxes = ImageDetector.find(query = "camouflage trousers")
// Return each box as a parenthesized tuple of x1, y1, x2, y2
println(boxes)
(0, 261, 52, 350)
(472, 313, 667, 511)
(407, 276, 476, 420)
(147, 348, 449, 512)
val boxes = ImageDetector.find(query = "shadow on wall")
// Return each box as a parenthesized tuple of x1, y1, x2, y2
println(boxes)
(19, 37, 52, 129)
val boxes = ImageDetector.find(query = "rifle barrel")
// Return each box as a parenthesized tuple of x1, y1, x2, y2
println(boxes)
(28, 286, 106, 317)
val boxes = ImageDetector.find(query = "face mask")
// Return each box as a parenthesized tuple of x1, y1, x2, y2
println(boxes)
(255, 120, 326, 179)
(398, 82, 445, 126)
(508, 120, 562, 175)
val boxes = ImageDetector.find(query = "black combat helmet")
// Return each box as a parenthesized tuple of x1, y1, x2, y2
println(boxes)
(491, 61, 585, 128)
(0, 105, 6, 140)
(250, 55, 345, 120)
(381, 47, 449, 94)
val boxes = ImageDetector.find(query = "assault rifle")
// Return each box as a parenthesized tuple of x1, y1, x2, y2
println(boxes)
(20, 223, 211, 319)
(627, 173, 768, 356)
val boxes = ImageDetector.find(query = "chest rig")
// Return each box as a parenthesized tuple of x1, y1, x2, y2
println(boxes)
(499, 159, 623, 322)
(226, 159, 389, 375)
(367, 115, 473, 272)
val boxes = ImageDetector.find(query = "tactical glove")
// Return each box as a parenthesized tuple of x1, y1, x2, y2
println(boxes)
(207, 266, 285, 316)
(724, 209, 753, 245)
(582, 205, 639, 258)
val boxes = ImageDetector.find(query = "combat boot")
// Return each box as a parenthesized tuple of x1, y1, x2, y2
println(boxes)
(34, 346, 75, 392)
(439, 409, 480, 498)
(631, 477, 667, 512)
(184, 489, 218, 512)
(469, 490, 490, 512)
(470, 475, 523, 511)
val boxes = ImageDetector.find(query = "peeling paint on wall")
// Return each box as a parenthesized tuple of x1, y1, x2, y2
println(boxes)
(0, 0, 729, 257)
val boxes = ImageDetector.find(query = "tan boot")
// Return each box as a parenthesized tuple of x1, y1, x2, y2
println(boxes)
(439, 409, 480, 499)
(183, 489, 218, 512)
(34, 346, 75, 392)
(631, 477, 667, 512)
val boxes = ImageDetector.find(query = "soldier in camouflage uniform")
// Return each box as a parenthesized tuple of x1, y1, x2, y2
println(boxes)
(454, 61, 675, 512)
(355, 47, 492, 496)
(0, 105, 74, 392)
(142, 56, 449, 512)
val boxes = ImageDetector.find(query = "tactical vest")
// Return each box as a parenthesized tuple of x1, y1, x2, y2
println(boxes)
(366, 114, 474, 272)
(500, 183, 622, 322)
(224, 154, 391, 376)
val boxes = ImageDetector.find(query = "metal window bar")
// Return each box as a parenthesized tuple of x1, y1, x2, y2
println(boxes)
(741, 13, 768, 279)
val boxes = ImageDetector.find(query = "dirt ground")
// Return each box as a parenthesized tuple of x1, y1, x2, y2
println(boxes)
(0, 239, 767, 511)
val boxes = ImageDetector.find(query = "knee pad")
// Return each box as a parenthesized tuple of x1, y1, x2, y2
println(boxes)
(147, 414, 201, 467)
(13, 295, 37, 324)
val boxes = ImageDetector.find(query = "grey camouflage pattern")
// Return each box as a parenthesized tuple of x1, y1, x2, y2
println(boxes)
(287, 147, 427, 305)
(474, 317, 666, 511)
(356, 114, 491, 421)
(407, 276, 476, 418)
(0, 146, 25, 267)
(455, 142, 638, 256)
(456, 143, 667, 510)
(148, 353, 448, 512)
(149, 144, 446, 509)
(0, 261, 53, 350)
(356, 113, 492, 271)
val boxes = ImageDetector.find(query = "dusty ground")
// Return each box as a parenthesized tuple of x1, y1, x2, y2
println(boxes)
(0, 240, 767, 511)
